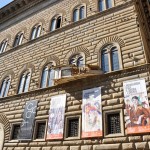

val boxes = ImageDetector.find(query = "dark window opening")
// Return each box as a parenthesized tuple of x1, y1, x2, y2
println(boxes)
(68, 118, 79, 137)
(36, 122, 46, 139)
(56, 17, 61, 29)
(107, 113, 121, 134)
(12, 124, 20, 140)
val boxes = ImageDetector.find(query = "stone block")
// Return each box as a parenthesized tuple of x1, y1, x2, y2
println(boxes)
(47, 142, 62, 146)
(143, 135, 150, 141)
(81, 145, 92, 150)
(52, 146, 69, 150)
(42, 147, 52, 150)
(122, 143, 135, 150)
(30, 148, 42, 150)
(70, 146, 80, 150)
(103, 137, 127, 144)
(93, 144, 121, 150)
(63, 140, 83, 145)
(129, 136, 142, 142)
(135, 142, 148, 150)
(14, 147, 25, 150)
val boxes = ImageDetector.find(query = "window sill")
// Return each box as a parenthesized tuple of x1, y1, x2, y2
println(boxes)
(9, 140, 19, 142)
(64, 136, 80, 140)
(104, 133, 124, 138)
(33, 139, 45, 142)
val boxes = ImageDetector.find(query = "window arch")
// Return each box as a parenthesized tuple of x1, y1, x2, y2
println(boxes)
(50, 16, 62, 31)
(18, 71, 31, 93)
(69, 54, 85, 67)
(0, 39, 8, 54)
(101, 44, 120, 73)
(73, 5, 86, 22)
(41, 62, 56, 88)
(30, 24, 42, 40)
(0, 77, 11, 98)
(13, 32, 24, 47)
(98, 0, 114, 12)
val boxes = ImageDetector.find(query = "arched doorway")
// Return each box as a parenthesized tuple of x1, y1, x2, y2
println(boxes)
(0, 123, 4, 150)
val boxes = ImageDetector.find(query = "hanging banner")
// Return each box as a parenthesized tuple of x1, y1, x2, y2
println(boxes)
(123, 79, 150, 134)
(82, 87, 102, 138)
(18, 100, 37, 140)
(47, 94, 66, 140)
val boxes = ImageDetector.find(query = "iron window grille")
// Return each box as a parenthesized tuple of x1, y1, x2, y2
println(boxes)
(36, 122, 46, 139)
(107, 113, 121, 134)
(12, 124, 20, 140)
(68, 118, 79, 137)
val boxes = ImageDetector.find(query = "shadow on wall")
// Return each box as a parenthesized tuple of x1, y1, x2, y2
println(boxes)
(0, 123, 4, 150)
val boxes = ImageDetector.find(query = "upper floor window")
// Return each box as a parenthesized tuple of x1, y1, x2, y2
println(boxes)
(101, 44, 120, 73)
(0, 77, 10, 98)
(0, 40, 7, 54)
(13, 32, 24, 47)
(18, 71, 31, 93)
(69, 54, 84, 67)
(50, 16, 62, 31)
(41, 62, 56, 88)
(73, 6, 85, 22)
(31, 25, 41, 40)
(98, 0, 114, 12)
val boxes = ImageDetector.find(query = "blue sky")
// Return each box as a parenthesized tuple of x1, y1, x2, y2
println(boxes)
(0, 0, 13, 8)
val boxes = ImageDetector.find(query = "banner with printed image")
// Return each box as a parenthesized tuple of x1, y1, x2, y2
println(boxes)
(82, 87, 102, 138)
(123, 79, 150, 134)
(47, 94, 66, 139)
(19, 100, 37, 140)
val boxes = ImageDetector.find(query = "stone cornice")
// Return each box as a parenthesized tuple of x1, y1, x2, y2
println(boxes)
(0, 0, 61, 25)
(0, 1, 134, 59)
(0, 0, 39, 21)
(0, 63, 149, 103)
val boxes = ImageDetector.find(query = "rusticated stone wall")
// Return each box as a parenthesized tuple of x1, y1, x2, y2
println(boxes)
(0, 1, 146, 98)
(0, 0, 149, 149)
(1, 66, 150, 150)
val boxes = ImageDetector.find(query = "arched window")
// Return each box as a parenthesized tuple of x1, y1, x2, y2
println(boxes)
(41, 62, 55, 88)
(101, 44, 120, 73)
(50, 16, 62, 31)
(73, 6, 86, 22)
(101, 49, 109, 73)
(18, 71, 31, 93)
(69, 54, 84, 67)
(0, 40, 8, 54)
(31, 24, 42, 40)
(13, 32, 24, 47)
(111, 47, 119, 71)
(98, 0, 114, 12)
(0, 77, 10, 98)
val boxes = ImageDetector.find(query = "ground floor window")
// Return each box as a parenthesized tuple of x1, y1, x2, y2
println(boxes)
(11, 124, 20, 140)
(65, 116, 81, 140)
(103, 109, 124, 137)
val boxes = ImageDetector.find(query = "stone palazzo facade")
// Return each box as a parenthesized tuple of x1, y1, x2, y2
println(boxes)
(0, 0, 150, 150)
